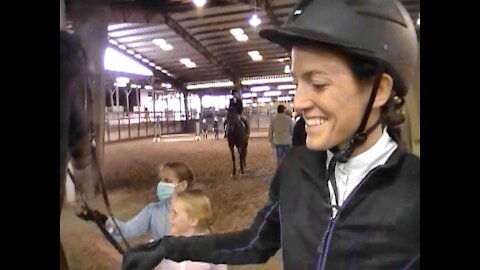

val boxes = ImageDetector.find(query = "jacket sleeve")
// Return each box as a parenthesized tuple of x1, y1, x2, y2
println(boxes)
(107, 203, 156, 241)
(165, 175, 282, 265)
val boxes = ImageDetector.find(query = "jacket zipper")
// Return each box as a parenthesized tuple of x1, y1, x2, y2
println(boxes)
(315, 167, 381, 270)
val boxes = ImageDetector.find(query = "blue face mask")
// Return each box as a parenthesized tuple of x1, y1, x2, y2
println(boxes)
(156, 182, 175, 201)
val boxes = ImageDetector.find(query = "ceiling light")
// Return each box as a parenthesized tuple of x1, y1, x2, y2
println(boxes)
(235, 34, 249, 42)
(249, 14, 261, 27)
(230, 28, 244, 36)
(277, 85, 296, 90)
(185, 62, 197, 68)
(263, 91, 282, 97)
(250, 86, 270, 92)
(193, 0, 206, 7)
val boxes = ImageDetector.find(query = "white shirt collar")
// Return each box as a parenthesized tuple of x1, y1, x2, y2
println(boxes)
(326, 128, 398, 213)
(327, 128, 398, 172)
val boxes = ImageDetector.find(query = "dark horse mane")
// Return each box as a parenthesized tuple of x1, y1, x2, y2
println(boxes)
(60, 31, 92, 270)
(60, 31, 88, 90)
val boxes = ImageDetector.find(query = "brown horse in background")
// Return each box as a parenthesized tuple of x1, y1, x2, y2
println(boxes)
(226, 107, 249, 176)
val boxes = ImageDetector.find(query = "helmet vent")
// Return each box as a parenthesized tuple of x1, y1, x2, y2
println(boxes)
(346, 0, 407, 28)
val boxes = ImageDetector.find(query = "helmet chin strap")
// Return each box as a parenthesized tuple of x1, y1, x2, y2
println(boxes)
(327, 66, 385, 212)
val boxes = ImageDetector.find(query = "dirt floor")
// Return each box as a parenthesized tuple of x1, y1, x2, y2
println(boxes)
(60, 136, 283, 270)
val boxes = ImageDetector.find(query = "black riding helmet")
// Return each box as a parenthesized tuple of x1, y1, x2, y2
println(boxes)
(259, 0, 418, 162)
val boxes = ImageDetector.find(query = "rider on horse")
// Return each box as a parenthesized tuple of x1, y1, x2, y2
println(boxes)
(224, 89, 249, 137)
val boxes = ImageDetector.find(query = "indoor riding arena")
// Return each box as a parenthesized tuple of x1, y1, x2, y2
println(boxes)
(60, 0, 420, 269)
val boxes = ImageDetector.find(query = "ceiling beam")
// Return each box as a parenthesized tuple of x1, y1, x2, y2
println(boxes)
(220, 0, 281, 26)
(263, 0, 280, 26)
(162, 13, 239, 83)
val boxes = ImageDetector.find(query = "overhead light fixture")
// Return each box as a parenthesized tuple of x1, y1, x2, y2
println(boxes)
(248, 51, 260, 57)
(130, 84, 137, 88)
(248, 51, 263, 61)
(179, 58, 197, 68)
(417, 13, 420, 26)
(149, 63, 156, 67)
(242, 93, 257, 98)
(161, 44, 173, 51)
(249, 14, 261, 27)
(263, 91, 282, 97)
(276, 57, 290, 63)
(230, 28, 244, 36)
(118, 44, 127, 50)
(155, 66, 162, 70)
(145, 85, 153, 90)
(243, 99, 252, 103)
(186, 80, 234, 90)
(180, 58, 191, 64)
(134, 54, 142, 59)
(278, 84, 296, 90)
(142, 58, 150, 63)
(108, 39, 118, 45)
(242, 76, 293, 85)
(126, 49, 135, 55)
(257, 97, 271, 103)
(152, 38, 166, 46)
(252, 55, 263, 61)
(250, 86, 270, 92)
(230, 28, 249, 42)
(235, 34, 249, 42)
(161, 83, 172, 89)
(193, 0, 206, 7)
(284, 65, 291, 74)
(288, 90, 296, 95)
(185, 62, 197, 68)
(278, 96, 293, 102)
(152, 39, 174, 51)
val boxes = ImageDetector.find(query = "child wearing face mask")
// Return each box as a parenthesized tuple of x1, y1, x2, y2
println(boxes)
(154, 189, 227, 270)
(103, 162, 195, 242)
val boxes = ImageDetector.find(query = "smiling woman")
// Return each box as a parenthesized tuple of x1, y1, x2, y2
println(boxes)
(291, 45, 397, 154)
